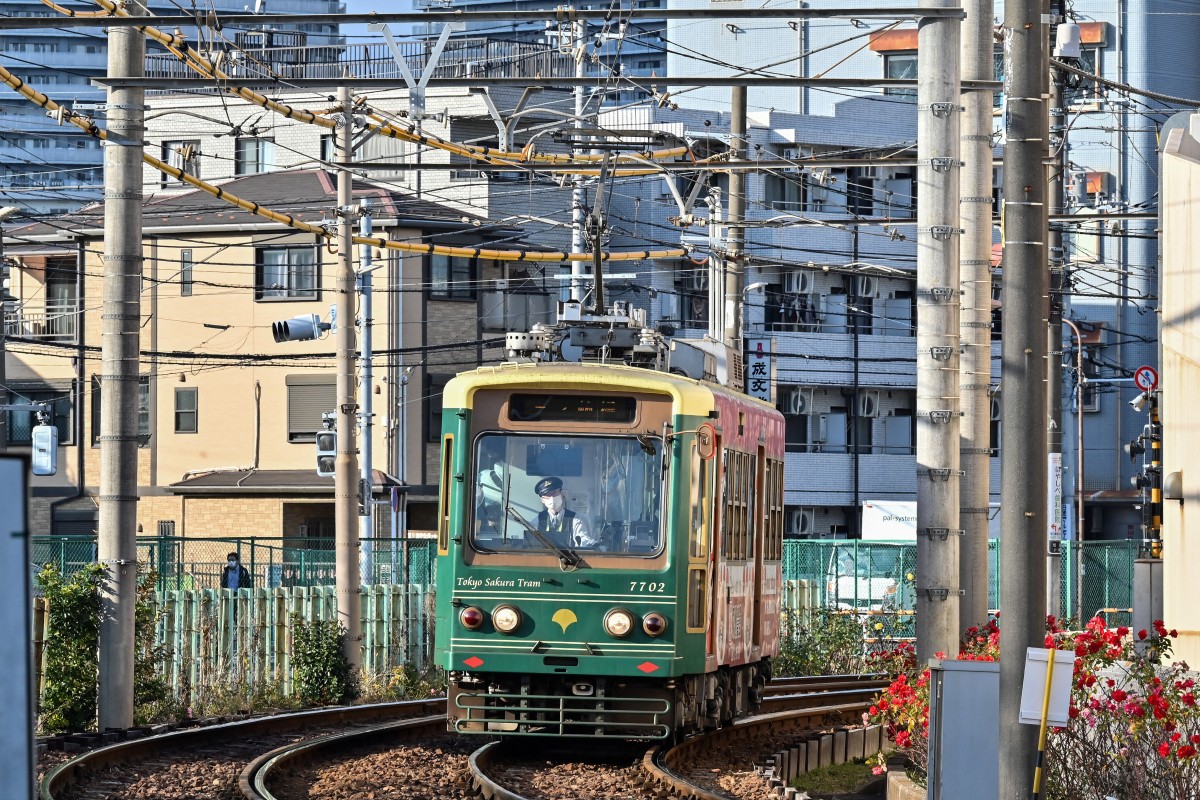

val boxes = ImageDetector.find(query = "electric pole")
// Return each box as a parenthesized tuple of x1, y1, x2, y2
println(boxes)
(570, 19, 588, 304)
(958, 0, 995, 632)
(914, 0, 962, 663)
(999, 1, 1049, 795)
(359, 200, 375, 585)
(336, 85, 362, 673)
(98, 0, 146, 730)
(724, 86, 746, 347)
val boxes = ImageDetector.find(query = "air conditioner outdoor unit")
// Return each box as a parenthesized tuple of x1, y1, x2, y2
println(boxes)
(784, 387, 808, 415)
(857, 389, 880, 418)
(783, 269, 815, 295)
(686, 270, 709, 292)
(786, 508, 815, 536)
(854, 275, 878, 298)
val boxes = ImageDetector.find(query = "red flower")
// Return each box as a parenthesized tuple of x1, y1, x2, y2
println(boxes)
(1112, 689, 1127, 702)
(1138, 630, 1148, 640)
(1159, 742, 1171, 758)
(1178, 745, 1197, 759)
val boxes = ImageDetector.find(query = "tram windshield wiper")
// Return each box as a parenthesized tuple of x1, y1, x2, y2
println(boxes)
(505, 505, 581, 568)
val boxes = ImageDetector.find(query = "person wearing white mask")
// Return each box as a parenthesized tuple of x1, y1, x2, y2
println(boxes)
(220, 551, 251, 590)
(533, 476, 597, 548)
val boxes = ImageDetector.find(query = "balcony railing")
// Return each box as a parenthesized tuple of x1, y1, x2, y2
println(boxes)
(144, 39, 575, 84)
(4, 301, 78, 342)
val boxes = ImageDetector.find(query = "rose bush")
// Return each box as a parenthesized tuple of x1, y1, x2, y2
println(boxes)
(1043, 616, 1200, 800)
(866, 616, 1200, 798)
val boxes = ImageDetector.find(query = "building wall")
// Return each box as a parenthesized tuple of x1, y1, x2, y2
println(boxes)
(1158, 117, 1200, 666)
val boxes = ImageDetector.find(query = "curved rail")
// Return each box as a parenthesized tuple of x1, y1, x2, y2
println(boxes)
(469, 741, 531, 800)
(39, 699, 446, 800)
(240, 714, 446, 800)
(644, 698, 877, 800)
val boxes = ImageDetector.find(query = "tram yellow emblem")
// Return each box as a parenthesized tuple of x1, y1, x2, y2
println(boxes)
(551, 609, 578, 632)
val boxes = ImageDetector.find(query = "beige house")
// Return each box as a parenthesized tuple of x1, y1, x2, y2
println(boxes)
(3, 168, 554, 543)
(1158, 116, 1200, 666)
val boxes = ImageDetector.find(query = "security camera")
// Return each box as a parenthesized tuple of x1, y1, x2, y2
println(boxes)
(271, 313, 329, 343)
(1129, 391, 1151, 412)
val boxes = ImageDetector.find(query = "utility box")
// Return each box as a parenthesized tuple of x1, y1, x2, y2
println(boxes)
(1133, 558, 1164, 654)
(0, 455, 34, 797)
(927, 658, 999, 800)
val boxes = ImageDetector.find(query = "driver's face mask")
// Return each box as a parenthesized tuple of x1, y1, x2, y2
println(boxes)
(541, 493, 564, 513)
(228, 559, 238, 567)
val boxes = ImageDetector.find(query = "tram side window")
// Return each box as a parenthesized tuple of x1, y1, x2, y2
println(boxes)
(686, 567, 707, 630)
(722, 450, 753, 560)
(764, 458, 784, 560)
(690, 442, 708, 560)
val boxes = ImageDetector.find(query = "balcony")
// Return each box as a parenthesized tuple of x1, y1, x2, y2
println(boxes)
(4, 301, 79, 343)
(144, 39, 575, 85)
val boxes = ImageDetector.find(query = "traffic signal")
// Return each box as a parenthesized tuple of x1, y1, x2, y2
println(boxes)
(315, 427, 336, 477)
(272, 313, 327, 343)
(31, 423, 58, 476)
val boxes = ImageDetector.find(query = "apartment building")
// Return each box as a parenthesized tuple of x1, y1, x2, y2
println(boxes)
(0, 0, 343, 215)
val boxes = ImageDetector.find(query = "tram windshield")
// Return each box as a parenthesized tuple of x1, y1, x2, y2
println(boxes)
(472, 433, 664, 556)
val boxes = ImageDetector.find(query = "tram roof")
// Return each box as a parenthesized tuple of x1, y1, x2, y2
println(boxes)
(443, 360, 777, 418)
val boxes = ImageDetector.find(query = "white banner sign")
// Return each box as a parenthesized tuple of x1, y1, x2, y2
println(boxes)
(745, 339, 773, 402)
(1048, 452, 1063, 552)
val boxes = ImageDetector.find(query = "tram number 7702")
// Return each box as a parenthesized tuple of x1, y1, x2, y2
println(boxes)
(630, 581, 667, 593)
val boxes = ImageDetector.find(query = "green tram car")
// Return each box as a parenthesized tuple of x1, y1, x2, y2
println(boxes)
(434, 359, 786, 739)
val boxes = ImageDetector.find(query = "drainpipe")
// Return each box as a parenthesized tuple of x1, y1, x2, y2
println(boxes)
(1063, 317, 1084, 618)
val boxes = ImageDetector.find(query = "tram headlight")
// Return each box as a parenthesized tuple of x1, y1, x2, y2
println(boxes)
(643, 612, 668, 637)
(492, 604, 522, 634)
(459, 606, 485, 630)
(604, 608, 635, 638)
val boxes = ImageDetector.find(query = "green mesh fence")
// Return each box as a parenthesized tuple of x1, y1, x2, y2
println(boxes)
(31, 536, 437, 591)
(31, 535, 1137, 620)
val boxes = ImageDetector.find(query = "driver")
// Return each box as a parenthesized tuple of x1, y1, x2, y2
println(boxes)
(534, 476, 598, 548)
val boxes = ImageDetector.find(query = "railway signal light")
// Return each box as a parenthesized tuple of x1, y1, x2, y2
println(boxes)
(315, 413, 336, 477)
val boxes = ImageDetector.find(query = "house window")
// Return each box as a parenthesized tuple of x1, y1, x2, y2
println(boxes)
(91, 375, 150, 447)
(256, 245, 318, 300)
(161, 139, 199, 185)
(235, 137, 276, 175)
(174, 388, 198, 433)
(764, 173, 805, 210)
(180, 249, 193, 296)
(3, 382, 73, 445)
(883, 53, 917, 99)
(429, 254, 474, 300)
(286, 375, 335, 443)
(426, 373, 451, 442)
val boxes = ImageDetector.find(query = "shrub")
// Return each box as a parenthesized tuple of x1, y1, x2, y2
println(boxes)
(777, 607, 870, 675)
(291, 616, 357, 706)
(36, 563, 103, 733)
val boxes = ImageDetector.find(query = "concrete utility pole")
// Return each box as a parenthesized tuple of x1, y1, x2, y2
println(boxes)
(569, 19, 588, 304)
(359, 200, 375, 584)
(0, 205, 19, 453)
(724, 87, 747, 347)
(914, 0, 962, 664)
(98, 1, 146, 730)
(999, 0, 1049, 795)
(336, 85, 362, 672)
(958, 0, 995, 632)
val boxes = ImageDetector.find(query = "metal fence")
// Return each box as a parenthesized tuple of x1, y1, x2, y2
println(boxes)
(31, 536, 436, 592)
(151, 583, 437, 699)
(779, 538, 1142, 625)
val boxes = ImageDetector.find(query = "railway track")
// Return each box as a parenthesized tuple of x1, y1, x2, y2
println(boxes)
(39, 675, 885, 800)
(38, 699, 445, 800)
